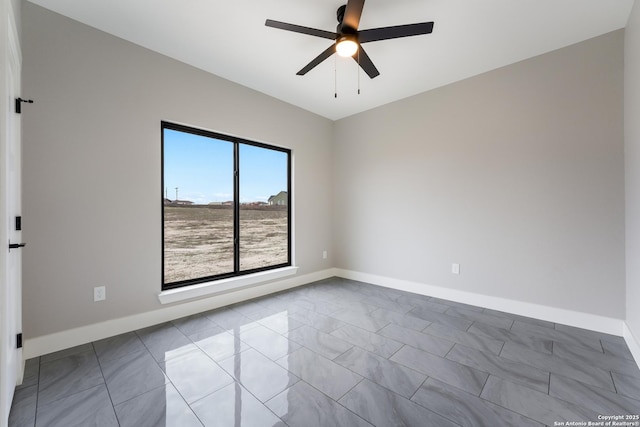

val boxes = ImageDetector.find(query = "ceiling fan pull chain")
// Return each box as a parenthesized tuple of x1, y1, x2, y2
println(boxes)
(334, 53, 338, 98)
(357, 49, 361, 95)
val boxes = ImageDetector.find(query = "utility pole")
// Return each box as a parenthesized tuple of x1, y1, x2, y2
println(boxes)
(175, 187, 179, 201)
(165, 187, 168, 200)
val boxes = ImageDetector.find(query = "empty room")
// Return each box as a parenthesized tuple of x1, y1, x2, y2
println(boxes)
(2, 0, 640, 425)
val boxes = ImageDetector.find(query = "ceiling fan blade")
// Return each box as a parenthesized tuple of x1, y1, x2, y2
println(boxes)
(353, 45, 379, 79)
(297, 44, 337, 75)
(342, 0, 365, 30)
(358, 22, 434, 43)
(265, 19, 337, 40)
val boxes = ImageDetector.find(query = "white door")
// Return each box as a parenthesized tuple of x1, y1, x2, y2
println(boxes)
(0, 3, 23, 423)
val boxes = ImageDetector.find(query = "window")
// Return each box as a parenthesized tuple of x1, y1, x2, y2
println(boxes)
(162, 122, 291, 290)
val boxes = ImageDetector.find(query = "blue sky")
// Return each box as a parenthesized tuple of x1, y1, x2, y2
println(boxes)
(163, 129, 288, 204)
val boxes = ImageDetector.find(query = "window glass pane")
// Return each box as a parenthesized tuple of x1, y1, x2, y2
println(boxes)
(163, 129, 234, 283)
(239, 144, 289, 271)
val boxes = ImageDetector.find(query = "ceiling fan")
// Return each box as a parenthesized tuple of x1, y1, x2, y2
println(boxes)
(265, 0, 434, 79)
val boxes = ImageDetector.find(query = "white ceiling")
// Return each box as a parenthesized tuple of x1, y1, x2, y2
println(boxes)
(27, 0, 634, 120)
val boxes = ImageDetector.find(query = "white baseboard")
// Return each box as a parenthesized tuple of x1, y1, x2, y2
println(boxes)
(334, 269, 624, 336)
(23, 268, 337, 359)
(623, 322, 640, 369)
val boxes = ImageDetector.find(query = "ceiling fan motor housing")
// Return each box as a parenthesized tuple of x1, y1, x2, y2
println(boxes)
(336, 4, 357, 35)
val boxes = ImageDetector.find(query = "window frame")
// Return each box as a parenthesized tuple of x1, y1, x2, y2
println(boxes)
(161, 121, 291, 291)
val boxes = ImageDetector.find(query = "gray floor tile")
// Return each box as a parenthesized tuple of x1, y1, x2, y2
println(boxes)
(36, 384, 118, 427)
(203, 308, 261, 333)
(39, 343, 94, 365)
(429, 297, 485, 313)
(369, 307, 431, 331)
(256, 311, 305, 334)
(8, 385, 37, 427)
(554, 323, 622, 344)
(481, 375, 601, 426)
(38, 350, 104, 406)
(329, 308, 390, 332)
(409, 307, 474, 331)
(100, 349, 168, 405)
(394, 295, 450, 313)
(613, 371, 640, 401)
(511, 321, 603, 352)
(424, 322, 504, 355)
(171, 313, 218, 336)
(339, 378, 458, 427)
(266, 381, 372, 427)
(501, 340, 616, 391)
(161, 349, 234, 404)
(334, 346, 426, 398)
(136, 323, 198, 363)
(603, 339, 636, 361)
(245, 306, 290, 322)
(114, 384, 203, 427)
(379, 323, 454, 357)
(252, 294, 295, 311)
(553, 340, 640, 379)
(330, 323, 404, 358)
(287, 324, 353, 360)
(352, 284, 400, 301)
(412, 378, 544, 427)
(291, 297, 343, 315)
(446, 344, 549, 393)
(16, 358, 39, 391)
(362, 295, 413, 314)
(289, 307, 347, 333)
(276, 347, 362, 400)
(191, 382, 285, 427)
(444, 307, 514, 330)
(218, 348, 299, 402)
(229, 300, 269, 317)
(188, 326, 249, 361)
(93, 331, 146, 363)
(391, 345, 488, 395)
(239, 324, 301, 360)
(468, 322, 553, 354)
(481, 308, 555, 329)
(550, 374, 640, 415)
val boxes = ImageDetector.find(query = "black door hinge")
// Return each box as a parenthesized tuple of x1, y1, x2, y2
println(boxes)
(15, 98, 34, 114)
(17, 333, 22, 349)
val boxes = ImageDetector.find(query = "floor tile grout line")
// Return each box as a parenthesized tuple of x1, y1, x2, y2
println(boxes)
(91, 342, 119, 423)
(387, 343, 406, 360)
(610, 370, 619, 394)
(408, 375, 429, 402)
(301, 378, 372, 427)
(33, 357, 41, 426)
(403, 381, 466, 427)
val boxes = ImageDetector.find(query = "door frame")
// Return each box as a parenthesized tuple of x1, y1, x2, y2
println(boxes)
(0, 0, 23, 422)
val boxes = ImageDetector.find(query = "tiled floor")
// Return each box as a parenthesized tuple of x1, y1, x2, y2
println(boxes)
(8, 277, 640, 426)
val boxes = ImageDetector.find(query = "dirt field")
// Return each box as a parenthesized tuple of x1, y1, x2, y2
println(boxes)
(164, 205, 288, 283)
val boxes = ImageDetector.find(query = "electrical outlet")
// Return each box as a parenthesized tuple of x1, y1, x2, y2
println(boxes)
(322, 250, 327, 259)
(452, 263, 460, 275)
(94, 286, 106, 302)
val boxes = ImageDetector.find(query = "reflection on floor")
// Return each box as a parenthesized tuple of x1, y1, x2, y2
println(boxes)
(9, 277, 640, 426)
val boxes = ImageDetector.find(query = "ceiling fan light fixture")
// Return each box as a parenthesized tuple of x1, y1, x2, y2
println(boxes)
(336, 35, 358, 57)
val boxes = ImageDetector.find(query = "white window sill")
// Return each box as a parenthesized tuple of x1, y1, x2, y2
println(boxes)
(158, 266, 298, 305)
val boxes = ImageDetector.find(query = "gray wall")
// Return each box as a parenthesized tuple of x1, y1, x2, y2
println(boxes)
(333, 30, 625, 318)
(21, 3, 334, 339)
(626, 2, 640, 340)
